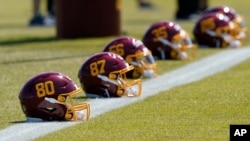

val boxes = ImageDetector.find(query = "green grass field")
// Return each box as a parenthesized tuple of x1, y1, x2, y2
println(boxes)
(0, 0, 250, 140)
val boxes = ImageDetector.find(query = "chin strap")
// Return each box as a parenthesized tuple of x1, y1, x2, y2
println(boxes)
(97, 74, 118, 85)
(104, 89, 111, 98)
(206, 30, 217, 37)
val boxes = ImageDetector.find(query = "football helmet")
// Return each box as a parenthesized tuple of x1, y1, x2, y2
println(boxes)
(19, 71, 90, 121)
(202, 5, 247, 40)
(193, 12, 242, 48)
(142, 20, 195, 60)
(78, 52, 142, 98)
(103, 36, 157, 79)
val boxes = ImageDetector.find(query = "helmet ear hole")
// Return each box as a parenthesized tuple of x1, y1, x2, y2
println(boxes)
(58, 95, 66, 102)
(109, 73, 117, 79)
(65, 112, 73, 120)
(117, 89, 124, 96)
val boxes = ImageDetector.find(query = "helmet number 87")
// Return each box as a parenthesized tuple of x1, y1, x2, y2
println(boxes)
(90, 59, 106, 76)
(35, 81, 55, 98)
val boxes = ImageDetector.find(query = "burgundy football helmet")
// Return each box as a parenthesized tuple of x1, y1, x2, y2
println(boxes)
(78, 52, 142, 98)
(202, 5, 247, 40)
(103, 36, 157, 79)
(19, 71, 90, 121)
(193, 12, 242, 48)
(142, 20, 195, 60)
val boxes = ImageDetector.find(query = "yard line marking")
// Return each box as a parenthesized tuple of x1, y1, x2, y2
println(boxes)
(1, 47, 250, 141)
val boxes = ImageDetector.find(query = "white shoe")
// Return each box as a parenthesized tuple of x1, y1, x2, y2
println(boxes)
(44, 15, 55, 26)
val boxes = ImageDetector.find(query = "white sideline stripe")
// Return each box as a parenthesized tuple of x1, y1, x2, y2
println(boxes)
(1, 47, 250, 141)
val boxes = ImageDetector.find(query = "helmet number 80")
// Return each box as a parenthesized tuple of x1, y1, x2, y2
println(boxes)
(35, 81, 55, 98)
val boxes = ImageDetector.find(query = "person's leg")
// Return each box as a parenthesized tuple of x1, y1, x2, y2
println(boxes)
(175, 0, 199, 20)
(44, 0, 55, 26)
(29, 0, 44, 26)
(198, 0, 208, 12)
(47, 0, 55, 16)
(137, 0, 153, 8)
(33, 0, 40, 16)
